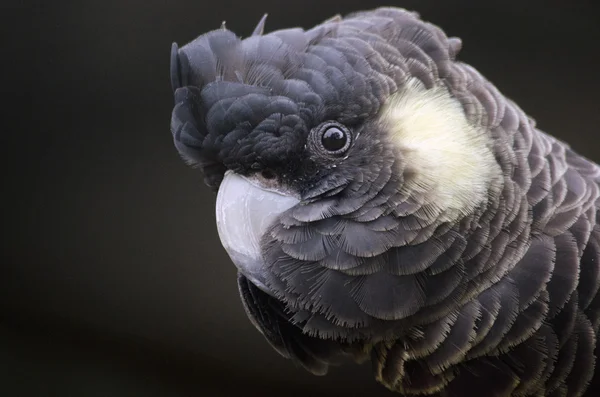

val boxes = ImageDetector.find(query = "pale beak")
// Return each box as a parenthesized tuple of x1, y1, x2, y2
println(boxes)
(215, 170, 300, 294)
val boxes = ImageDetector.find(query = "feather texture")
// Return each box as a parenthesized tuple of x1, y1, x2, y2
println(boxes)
(170, 6, 600, 396)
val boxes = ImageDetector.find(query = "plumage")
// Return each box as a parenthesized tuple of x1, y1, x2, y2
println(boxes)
(170, 7, 600, 396)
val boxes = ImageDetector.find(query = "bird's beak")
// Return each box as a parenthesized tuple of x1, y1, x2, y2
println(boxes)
(215, 170, 300, 294)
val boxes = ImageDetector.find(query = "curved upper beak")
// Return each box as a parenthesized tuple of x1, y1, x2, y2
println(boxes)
(215, 171, 300, 294)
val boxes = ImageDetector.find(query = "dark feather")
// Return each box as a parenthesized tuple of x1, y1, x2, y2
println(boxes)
(349, 271, 427, 321)
(563, 314, 597, 397)
(423, 299, 479, 374)
(467, 279, 519, 359)
(171, 7, 600, 396)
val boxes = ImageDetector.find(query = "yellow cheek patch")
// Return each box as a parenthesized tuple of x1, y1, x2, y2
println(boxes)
(379, 78, 501, 222)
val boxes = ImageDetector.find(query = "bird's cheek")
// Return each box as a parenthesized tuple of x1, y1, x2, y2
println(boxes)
(215, 170, 300, 295)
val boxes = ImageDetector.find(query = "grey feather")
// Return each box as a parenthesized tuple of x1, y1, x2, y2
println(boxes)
(251, 14, 268, 36)
(170, 6, 600, 396)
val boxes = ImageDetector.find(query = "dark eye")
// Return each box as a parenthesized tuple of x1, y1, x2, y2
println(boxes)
(321, 126, 347, 151)
(316, 122, 351, 155)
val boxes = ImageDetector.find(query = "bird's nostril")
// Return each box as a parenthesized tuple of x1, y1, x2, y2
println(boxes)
(261, 169, 276, 180)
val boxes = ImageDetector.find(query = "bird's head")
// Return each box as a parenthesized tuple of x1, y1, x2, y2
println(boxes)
(170, 9, 502, 340)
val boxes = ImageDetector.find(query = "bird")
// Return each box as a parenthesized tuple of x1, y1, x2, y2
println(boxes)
(168, 7, 600, 396)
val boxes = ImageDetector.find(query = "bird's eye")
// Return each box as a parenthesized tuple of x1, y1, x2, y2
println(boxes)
(321, 126, 347, 151)
(316, 122, 351, 155)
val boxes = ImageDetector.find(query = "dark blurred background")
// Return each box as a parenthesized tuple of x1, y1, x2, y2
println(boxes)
(4, 1, 600, 396)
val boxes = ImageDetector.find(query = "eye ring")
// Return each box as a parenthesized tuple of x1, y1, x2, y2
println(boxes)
(313, 122, 352, 156)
